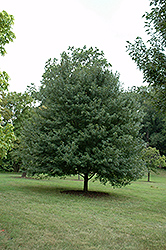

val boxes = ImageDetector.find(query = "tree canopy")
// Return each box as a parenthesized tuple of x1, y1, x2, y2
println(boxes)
(0, 10, 16, 56)
(0, 10, 16, 159)
(0, 90, 35, 171)
(142, 146, 166, 181)
(135, 86, 166, 156)
(21, 46, 145, 192)
(126, 0, 166, 112)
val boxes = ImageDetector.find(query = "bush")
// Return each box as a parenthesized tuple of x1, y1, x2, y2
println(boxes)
(31, 173, 50, 180)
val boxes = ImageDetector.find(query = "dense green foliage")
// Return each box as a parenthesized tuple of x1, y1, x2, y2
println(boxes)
(141, 106, 166, 156)
(126, 0, 166, 112)
(0, 10, 16, 56)
(136, 86, 166, 156)
(0, 10, 16, 91)
(21, 46, 145, 191)
(0, 10, 16, 159)
(0, 91, 35, 172)
(142, 146, 166, 181)
(1, 91, 34, 133)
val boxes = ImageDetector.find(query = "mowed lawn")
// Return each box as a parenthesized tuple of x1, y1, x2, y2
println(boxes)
(0, 171, 166, 250)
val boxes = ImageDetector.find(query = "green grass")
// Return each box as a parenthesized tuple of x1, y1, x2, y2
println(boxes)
(0, 171, 166, 250)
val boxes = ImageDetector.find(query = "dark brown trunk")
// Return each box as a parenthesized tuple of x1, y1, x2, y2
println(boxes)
(83, 173, 88, 192)
(146, 131, 149, 146)
(148, 171, 150, 182)
(21, 171, 27, 178)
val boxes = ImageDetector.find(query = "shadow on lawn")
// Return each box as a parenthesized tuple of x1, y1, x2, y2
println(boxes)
(12, 183, 130, 201)
(61, 190, 110, 198)
(10, 175, 131, 200)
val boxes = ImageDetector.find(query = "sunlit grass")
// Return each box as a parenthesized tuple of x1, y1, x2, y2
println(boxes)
(0, 170, 166, 249)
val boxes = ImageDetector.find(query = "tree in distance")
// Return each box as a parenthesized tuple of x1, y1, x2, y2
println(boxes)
(21, 46, 145, 192)
(0, 90, 35, 172)
(142, 146, 166, 181)
(135, 86, 166, 156)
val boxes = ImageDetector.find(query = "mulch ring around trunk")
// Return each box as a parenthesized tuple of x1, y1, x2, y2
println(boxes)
(61, 190, 110, 198)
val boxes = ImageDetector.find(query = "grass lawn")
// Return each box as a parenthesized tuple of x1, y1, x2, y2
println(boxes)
(0, 170, 166, 250)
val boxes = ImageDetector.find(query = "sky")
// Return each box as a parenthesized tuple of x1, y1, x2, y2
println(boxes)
(0, 0, 150, 93)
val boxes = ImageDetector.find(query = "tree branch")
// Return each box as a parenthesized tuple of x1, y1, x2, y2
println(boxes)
(88, 173, 95, 180)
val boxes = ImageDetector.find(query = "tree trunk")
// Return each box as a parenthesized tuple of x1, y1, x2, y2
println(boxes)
(148, 171, 150, 182)
(21, 171, 27, 178)
(146, 130, 149, 147)
(83, 173, 88, 192)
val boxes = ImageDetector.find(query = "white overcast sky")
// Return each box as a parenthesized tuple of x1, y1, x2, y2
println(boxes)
(0, 0, 150, 93)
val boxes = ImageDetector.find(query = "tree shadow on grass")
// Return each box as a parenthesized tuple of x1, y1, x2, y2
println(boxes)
(61, 190, 110, 198)
(10, 176, 131, 200)
(16, 183, 66, 196)
(13, 183, 131, 201)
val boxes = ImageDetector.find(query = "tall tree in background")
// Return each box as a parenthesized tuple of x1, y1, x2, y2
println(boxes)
(141, 105, 166, 156)
(0, 10, 16, 159)
(0, 91, 35, 171)
(126, 0, 166, 112)
(21, 46, 145, 192)
(136, 86, 166, 156)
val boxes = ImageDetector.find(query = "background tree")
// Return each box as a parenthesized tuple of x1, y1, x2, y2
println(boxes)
(141, 106, 166, 156)
(21, 46, 145, 192)
(136, 86, 166, 156)
(0, 10, 16, 159)
(142, 146, 166, 181)
(0, 90, 35, 172)
(126, 0, 166, 112)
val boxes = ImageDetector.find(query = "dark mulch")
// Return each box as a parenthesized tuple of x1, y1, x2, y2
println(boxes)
(61, 190, 110, 198)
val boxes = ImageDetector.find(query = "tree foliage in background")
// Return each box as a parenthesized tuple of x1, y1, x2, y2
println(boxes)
(142, 146, 166, 181)
(21, 46, 145, 192)
(126, 0, 166, 112)
(1, 91, 35, 132)
(0, 10, 16, 56)
(0, 91, 35, 171)
(136, 86, 166, 156)
(141, 106, 166, 156)
(0, 10, 16, 159)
